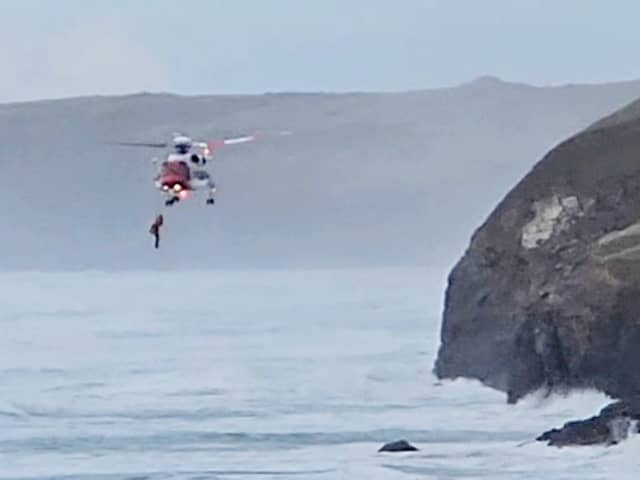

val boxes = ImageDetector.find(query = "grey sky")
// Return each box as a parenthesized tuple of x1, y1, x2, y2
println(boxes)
(3, 0, 640, 102)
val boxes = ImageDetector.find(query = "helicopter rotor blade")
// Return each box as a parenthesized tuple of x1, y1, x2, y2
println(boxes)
(223, 134, 259, 145)
(111, 141, 169, 148)
(204, 133, 262, 151)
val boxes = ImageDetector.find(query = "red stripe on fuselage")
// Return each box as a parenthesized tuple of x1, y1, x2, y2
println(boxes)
(159, 161, 191, 189)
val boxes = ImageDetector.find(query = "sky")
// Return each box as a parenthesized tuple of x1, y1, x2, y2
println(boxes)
(2, 0, 640, 102)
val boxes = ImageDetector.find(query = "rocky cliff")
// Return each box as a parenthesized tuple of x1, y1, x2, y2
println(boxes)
(434, 97, 640, 404)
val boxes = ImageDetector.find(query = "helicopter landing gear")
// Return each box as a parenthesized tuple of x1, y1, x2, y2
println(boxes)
(165, 196, 180, 206)
(206, 183, 216, 205)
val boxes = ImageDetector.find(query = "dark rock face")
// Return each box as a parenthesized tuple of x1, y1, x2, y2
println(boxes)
(378, 440, 419, 452)
(435, 98, 640, 403)
(538, 397, 640, 447)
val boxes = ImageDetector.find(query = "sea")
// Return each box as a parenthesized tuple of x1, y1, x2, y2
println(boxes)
(0, 268, 635, 479)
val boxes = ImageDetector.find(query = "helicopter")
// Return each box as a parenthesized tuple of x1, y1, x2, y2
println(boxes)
(114, 129, 290, 248)
(115, 132, 260, 206)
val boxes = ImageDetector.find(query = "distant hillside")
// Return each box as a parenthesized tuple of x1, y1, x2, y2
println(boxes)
(3, 77, 640, 270)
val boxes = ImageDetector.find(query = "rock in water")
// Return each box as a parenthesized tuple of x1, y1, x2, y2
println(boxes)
(378, 440, 419, 452)
(537, 397, 640, 447)
(434, 98, 640, 403)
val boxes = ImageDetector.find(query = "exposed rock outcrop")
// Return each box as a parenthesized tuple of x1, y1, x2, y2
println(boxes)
(434, 98, 640, 403)
(378, 440, 419, 452)
(537, 397, 640, 447)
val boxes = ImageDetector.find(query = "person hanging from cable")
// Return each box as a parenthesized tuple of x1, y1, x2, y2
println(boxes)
(149, 214, 164, 249)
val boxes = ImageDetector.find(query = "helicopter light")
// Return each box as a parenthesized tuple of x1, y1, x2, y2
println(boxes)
(173, 184, 183, 192)
(162, 185, 170, 191)
(178, 190, 189, 200)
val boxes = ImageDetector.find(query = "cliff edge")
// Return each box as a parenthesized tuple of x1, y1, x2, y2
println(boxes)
(435, 98, 640, 404)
